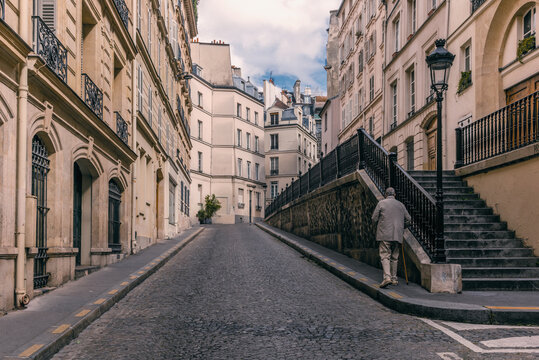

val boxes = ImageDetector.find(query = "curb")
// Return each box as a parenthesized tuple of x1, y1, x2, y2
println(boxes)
(256, 223, 539, 326)
(9, 227, 205, 360)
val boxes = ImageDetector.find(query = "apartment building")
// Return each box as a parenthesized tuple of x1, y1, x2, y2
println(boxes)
(265, 81, 318, 203)
(189, 41, 266, 224)
(0, 0, 196, 312)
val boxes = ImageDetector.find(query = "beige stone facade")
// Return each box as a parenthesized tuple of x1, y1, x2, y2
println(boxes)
(189, 42, 266, 224)
(0, 0, 195, 312)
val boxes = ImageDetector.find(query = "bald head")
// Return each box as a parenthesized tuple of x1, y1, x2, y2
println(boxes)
(385, 187, 396, 197)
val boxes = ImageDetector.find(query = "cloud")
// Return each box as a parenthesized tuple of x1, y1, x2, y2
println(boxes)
(197, 0, 341, 94)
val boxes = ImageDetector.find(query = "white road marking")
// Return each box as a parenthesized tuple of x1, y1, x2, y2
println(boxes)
(481, 336, 539, 348)
(421, 318, 539, 354)
(441, 321, 539, 331)
(437, 352, 463, 360)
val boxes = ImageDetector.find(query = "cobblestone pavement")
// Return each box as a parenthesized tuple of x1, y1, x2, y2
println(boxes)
(53, 225, 539, 360)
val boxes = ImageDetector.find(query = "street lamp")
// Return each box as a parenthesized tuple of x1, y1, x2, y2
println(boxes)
(426, 39, 454, 263)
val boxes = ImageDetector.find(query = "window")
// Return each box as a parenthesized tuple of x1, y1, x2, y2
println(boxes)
(238, 188, 244, 205)
(255, 163, 259, 180)
(169, 181, 176, 224)
(148, 86, 152, 125)
(198, 120, 202, 140)
(254, 111, 259, 125)
(247, 161, 251, 179)
(270, 112, 279, 125)
(180, 181, 184, 213)
(270, 157, 279, 175)
(391, 82, 398, 128)
(464, 45, 471, 72)
(237, 158, 242, 176)
(409, 68, 415, 114)
(394, 18, 400, 52)
(411, 0, 417, 34)
(325, 144, 327, 154)
(270, 134, 279, 149)
(148, 9, 152, 53)
(246, 132, 251, 150)
(198, 151, 202, 172)
(237, 129, 242, 147)
(237, 103, 242, 117)
(298, 134, 301, 150)
(298, 157, 301, 172)
(368, 116, 374, 135)
(358, 50, 364, 72)
(270, 182, 278, 198)
(324, 113, 328, 131)
(255, 136, 259, 152)
(406, 139, 414, 171)
(198, 92, 203, 108)
(255, 192, 260, 208)
(523, 7, 536, 39)
(137, 66, 143, 111)
(431, 0, 436, 11)
(369, 76, 375, 101)
(137, 0, 141, 30)
(246, 107, 250, 121)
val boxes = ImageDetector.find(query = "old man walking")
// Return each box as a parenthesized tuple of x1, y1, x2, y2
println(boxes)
(372, 187, 411, 288)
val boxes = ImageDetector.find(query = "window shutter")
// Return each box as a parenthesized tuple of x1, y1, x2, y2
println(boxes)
(137, 0, 141, 29)
(373, 30, 377, 52)
(138, 66, 143, 111)
(40, 0, 57, 32)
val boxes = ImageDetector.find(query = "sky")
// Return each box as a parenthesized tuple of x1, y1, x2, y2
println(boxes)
(196, 0, 342, 95)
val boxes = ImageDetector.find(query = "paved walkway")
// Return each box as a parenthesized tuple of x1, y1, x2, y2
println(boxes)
(257, 223, 539, 326)
(0, 227, 203, 360)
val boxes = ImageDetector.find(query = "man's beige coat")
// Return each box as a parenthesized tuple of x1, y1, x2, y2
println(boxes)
(371, 196, 411, 243)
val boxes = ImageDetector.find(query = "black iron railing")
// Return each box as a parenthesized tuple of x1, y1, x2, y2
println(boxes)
(33, 16, 68, 83)
(82, 74, 103, 120)
(456, 91, 539, 167)
(113, 0, 129, 30)
(1, 0, 5, 20)
(115, 111, 128, 144)
(471, 0, 486, 14)
(177, 95, 190, 136)
(266, 128, 443, 262)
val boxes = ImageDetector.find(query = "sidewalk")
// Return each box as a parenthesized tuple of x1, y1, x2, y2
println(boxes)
(0, 227, 204, 360)
(257, 223, 539, 326)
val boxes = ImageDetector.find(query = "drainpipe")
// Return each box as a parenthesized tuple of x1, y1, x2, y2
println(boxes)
(15, 0, 30, 307)
(130, 0, 137, 254)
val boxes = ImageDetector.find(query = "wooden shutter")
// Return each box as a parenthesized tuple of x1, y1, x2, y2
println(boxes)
(40, 0, 56, 32)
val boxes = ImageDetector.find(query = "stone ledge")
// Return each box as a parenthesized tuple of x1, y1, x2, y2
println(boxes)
(90, 248, 113, 255)
(0, 247, 17, 259)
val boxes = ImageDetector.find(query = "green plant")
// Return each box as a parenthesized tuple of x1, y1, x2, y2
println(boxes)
(517, 35, 536, 62)
(196, 209, 206, 223)
(203, 194, 221, 219)
(192, 0, 199, 23)
(457, 71, 472, 93)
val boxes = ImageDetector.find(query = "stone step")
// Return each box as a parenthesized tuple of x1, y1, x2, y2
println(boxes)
(411, 175, 464, 182)
(447, 257, 538, 267)
(462, 278, 539, 291)
(439, 194, 480, 201)
(444, 208, 493, 216)
(446, 247, 534, 258)
(445, 239, 523, 248)
(444, 199, 486, 208)
(445, 230, 515, 239)
(75, 265, 100, 280)
(445, 222, 507, 231)
(415, 180, 468, 187)
(423, 187, 475, 195)
(462, 267, 539, 278)
(445, 215, 500, 223)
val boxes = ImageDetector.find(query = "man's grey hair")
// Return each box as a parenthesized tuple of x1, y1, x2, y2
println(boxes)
(385, 187, 396, 197)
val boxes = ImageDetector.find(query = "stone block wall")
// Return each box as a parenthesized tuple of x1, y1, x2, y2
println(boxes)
(266, 171, 421, 284)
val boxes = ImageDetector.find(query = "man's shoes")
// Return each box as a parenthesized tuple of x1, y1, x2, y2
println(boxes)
(379, 279, 392, 288)
(391, 279, 398, 286)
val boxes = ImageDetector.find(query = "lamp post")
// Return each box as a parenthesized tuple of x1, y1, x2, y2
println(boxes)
(426, 39, 454, 263)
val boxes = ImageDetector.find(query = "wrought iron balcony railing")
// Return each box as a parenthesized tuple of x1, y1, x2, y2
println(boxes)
(471, 0, 486, 14)
(82, 74, 103, 120)
(270, 169, 279, 175)
(113, 0, 129, 30)
(456, 91, 539, 167)
(115, 111, 128, 144)
(1, 0, 5, 20)
(177, 95, 190, 136)
(33, 16, 68, 83)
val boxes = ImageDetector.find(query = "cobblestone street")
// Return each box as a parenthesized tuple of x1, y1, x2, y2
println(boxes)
(53, 225, 539, 359)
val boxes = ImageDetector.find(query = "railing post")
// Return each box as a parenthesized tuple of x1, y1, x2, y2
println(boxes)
(298, 171, 302, 196)
(455, 127, 463, 168)
(335, 146, 340, 178)
(388, 152, 397, 189)
(319, 152, 324, 186)
(358, 129, 365, 169)
(307, 163, 312, 191)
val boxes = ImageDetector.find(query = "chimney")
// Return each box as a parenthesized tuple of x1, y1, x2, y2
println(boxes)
(231, 66, 242, 77)
(304, 86, 311, 96)
(294, 80, 301, 103)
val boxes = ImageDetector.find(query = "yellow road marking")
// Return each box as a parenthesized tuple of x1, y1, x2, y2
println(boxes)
(108, 289, 118, 295)
(143, 266, 150, 270)
(137, 271, 144, 274)
(372, 284, 380, 288)
(52, 324, 70, 334)
(19, 344, 44, 357)
(120, 281, 129, 286)
(75, 309, 91, 317)
(93, 298, 106, 305)
(388, 291, 403, 299)
(329, 262, 337, 265)
(486, 306, 539, 310)
(130, 275, 138, 279)
(347, 271, 356, 276)
(338, 266, 346, 270)
(359, 277, 368, 281)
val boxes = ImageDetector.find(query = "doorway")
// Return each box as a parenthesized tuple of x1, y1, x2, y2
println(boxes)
(73, 163, 82, 266)
(426, 119, 437, 170)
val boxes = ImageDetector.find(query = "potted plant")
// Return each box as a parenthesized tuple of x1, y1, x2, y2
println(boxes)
(517, 35, 536, 62)
(197, 195, 222, 224)
(457, 71, 472, 93)
(196, 209, 206, 224)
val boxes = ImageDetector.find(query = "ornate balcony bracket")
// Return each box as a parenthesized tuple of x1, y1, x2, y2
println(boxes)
(82, 74, 103, 120)
(33, 16, 68, 83)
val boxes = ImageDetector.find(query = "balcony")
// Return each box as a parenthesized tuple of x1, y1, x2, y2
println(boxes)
(113, 0, 129, 30)
(115, 111, 128, 144)
(270, 169, 279, 176)
(177, 95, 190, 136)
(33, 16, 68, 83)
(0, 0, 4, 20)
(390, 122, 397, 130)
(82, 74, 103, 120)
(471, 0, 486, 14)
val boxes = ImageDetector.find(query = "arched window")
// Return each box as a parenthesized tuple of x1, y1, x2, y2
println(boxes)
(31, 135, 50, 288)
(108, 180, 122, 253)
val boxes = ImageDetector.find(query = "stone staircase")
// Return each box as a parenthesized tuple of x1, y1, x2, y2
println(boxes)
(409, 170, 539, 291)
